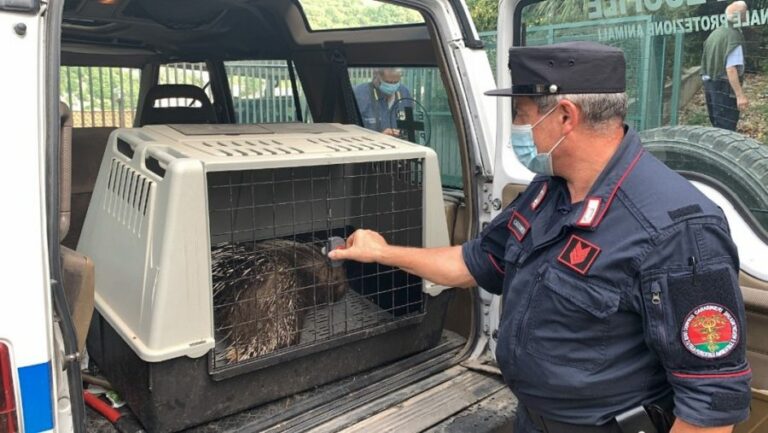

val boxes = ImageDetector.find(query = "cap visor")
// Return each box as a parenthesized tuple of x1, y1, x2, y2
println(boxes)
(484, 87, 544, 97)
(484, 88, 514, 97)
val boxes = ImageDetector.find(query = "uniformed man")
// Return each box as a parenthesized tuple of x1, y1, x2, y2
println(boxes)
(330, 41, 751, 433)
(353, 68, 412, 136)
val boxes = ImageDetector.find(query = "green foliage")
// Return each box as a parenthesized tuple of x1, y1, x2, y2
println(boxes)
(465, 0, 497, 32)
(60, 66, 140, 111)
(300, 0, 423, 30)
(522, 1, 589, 26)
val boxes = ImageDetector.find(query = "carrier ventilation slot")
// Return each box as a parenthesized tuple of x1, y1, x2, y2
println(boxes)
(187, 136, 398, 157)
(324, 138, 394, 152)
(195, 140, 304, 157)
(104, 158, 153, 234)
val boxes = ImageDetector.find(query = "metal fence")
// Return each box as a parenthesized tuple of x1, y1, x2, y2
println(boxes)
(61, 60, 470, 189)
(226, 61, 307, 123)
(61, 66, 141, 128)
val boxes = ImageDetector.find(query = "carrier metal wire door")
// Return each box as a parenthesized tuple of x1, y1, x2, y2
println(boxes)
(208, 159, 426, 372)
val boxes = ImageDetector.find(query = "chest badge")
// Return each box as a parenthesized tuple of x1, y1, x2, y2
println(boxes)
(557, 235, 601, 275)
(507, 211, 530, 242)
(682, 304, 739, 359)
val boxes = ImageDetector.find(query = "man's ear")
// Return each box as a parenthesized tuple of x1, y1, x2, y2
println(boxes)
(558, 99, 581, 135)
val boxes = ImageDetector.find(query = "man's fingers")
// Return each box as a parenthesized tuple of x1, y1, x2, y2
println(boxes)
(329, 247, 349, 260)
(329, 231, 360, 260)
(345, 231, 358, 248)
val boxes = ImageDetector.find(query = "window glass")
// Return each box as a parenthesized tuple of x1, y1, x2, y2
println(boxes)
(60, 66, 141, 128)
(158, 62, 213, 107)
(350, 67, 463, 189)
(300, 0, 424, 31)
(224, 60, 311, 123)
(517, 0, 768, 234)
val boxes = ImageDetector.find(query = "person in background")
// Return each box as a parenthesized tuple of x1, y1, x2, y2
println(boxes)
(701, 1, 749, 131)
(354, 68, 412, 136)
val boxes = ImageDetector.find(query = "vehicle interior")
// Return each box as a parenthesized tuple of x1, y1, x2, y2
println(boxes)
(56, 0, 507, 431)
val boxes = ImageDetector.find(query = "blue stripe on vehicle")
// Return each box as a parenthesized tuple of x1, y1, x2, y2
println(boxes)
(18, 362, 53, 432)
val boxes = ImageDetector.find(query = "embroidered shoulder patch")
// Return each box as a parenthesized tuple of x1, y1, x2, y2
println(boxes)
(557, 235, 601, 275)
(576, 197, 601, 227)
(507, 211, 530, 242)
(531, 183, 548, 211)
(682, 304, 739, 359)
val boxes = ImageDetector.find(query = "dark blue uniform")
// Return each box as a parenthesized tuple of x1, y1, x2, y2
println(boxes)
(353, 82, 412, 132)
(463, 127, 751, 430)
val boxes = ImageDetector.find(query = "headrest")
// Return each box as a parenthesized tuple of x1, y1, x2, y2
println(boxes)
(138, 84, 217, 126)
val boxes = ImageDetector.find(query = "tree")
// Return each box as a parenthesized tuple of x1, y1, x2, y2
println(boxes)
(466, 0, 498, 33)
(300, 0, 423, 30)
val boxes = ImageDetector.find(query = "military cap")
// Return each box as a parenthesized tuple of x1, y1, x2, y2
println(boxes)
(486, 41, 626, 97)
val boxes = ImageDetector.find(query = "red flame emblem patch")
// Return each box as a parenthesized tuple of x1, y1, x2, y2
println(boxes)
(558, 235, 601, 275)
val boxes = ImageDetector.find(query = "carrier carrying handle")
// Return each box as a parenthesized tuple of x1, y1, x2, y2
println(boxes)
(143, 147, 180, 179)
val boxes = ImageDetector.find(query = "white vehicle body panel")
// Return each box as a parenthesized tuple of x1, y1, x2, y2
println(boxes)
(0, 4, 56, 432)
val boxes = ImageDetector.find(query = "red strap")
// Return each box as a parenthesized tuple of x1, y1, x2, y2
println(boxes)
(488, 253, 505, 275)
(671, 368, 751, 379)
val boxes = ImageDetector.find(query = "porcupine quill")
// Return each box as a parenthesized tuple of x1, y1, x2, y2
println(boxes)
(212, 239, 349, 363)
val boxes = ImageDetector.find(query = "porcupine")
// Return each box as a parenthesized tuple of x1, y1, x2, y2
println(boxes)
(212, 239, 349, 363)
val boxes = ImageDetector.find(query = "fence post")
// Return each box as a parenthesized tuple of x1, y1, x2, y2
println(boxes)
(670, 32, 684, 127)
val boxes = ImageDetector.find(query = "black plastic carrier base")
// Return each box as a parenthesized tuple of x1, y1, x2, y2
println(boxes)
(86, 291, 452, 433)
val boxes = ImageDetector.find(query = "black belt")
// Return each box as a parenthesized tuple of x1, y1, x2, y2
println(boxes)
(526, 402, 670, 433)
(526, 408, 623, 433)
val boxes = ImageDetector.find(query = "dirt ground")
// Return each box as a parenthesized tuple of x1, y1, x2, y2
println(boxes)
(679, 73, 768, 144)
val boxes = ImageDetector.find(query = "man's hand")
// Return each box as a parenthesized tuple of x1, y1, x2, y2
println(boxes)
(737, 94, 749, 111)
(382, 128, 400, 137)
(328, 229, 476, 288)
(328, 229, 388, 263)
(726, 66, 748, 113)
(671, 418, 733, 433)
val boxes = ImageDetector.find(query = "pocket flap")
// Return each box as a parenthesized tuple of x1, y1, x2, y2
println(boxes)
(542, 268, 621, 319)
(504, 237, 523, 264)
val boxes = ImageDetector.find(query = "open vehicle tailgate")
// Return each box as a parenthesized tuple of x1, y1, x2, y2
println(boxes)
(86, 331, 518, 433)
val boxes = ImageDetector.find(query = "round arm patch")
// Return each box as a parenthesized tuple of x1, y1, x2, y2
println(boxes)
(682, 303, 739, 359)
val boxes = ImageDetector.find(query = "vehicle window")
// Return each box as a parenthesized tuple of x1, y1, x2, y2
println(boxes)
(224, 60, 311, 123)
(158, 62, 213, 107)
(517, 0, 768, 234)
(60, 66, 141, 128)
(299, 0, 424, 31)
(350, 67, 463, 189)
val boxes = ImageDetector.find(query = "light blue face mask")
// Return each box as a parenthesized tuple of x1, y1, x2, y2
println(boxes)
(378, 81, 401, 96)
(509, 105, 565, 176)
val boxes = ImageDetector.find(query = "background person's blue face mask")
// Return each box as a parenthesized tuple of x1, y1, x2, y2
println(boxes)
(509, 106, 565, 176)
(378, 81, 401, 96)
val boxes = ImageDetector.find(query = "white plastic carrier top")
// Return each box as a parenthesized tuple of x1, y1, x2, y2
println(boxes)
(77, 123, 449, 362)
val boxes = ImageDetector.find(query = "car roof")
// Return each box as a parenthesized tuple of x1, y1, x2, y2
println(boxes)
(61, 0, 436, 67)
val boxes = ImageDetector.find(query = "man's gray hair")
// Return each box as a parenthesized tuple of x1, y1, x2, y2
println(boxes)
(533, 93, 628, 128)
(374, 68, 404, 76)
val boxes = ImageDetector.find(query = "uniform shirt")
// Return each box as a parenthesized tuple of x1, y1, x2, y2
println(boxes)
(463, 127, 751, 427)
(353, 82, 412, 132)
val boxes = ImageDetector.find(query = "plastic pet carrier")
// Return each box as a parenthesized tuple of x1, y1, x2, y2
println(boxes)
(79, 123, 452, 432)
